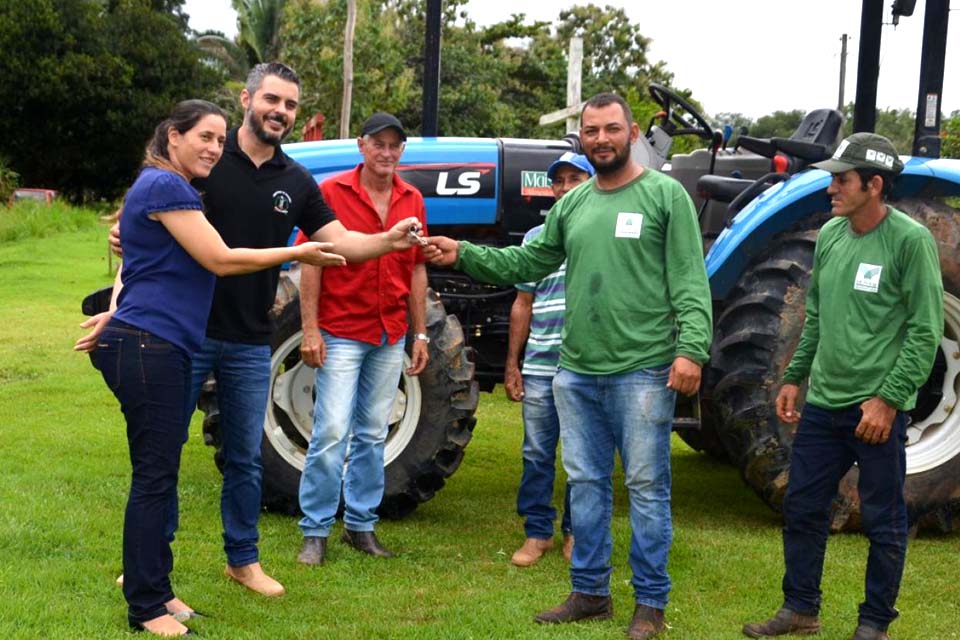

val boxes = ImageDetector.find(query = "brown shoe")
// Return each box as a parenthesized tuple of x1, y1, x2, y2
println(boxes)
(849, 625, 890, 640)
(511, 537, 554, 567)
(628, 604, 666, 639)
(534, 592, 613, 624)
(743, 607, 821, 637)
(224, 562, 285, 597)
(562, 534, 574, 562)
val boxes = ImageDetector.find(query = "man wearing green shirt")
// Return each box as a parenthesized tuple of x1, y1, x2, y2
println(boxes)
(426, 93, 712, 640)
(743, 133, 944, 640)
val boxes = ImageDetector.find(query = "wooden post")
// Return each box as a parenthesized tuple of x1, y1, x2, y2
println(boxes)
(538, 37, 585, 132)
(565, 37, 583, 133)
(339, 0, 357, 139)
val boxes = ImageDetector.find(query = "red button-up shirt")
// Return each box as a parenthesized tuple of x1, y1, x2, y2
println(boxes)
(298, 164, 427, 346)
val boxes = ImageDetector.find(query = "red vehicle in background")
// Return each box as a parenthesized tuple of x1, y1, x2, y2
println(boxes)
(11, 188, 58, 205)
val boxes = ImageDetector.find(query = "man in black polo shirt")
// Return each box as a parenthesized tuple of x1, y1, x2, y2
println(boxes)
(111, 62, 421, 600)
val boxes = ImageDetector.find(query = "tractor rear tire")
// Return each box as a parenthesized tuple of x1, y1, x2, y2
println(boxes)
(198, 273, 479, 519)
(711, 198, 960, 532)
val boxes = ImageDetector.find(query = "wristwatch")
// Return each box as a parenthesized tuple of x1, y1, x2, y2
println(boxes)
(414, 333, 430, 343)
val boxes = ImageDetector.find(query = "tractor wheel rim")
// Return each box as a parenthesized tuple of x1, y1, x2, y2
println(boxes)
(265, 330, 419, 470)
(907, 292, 960, 474)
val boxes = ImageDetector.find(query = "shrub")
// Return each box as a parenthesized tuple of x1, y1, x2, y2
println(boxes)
(0, 200, 102, 243)
(0, 158, 19, 203)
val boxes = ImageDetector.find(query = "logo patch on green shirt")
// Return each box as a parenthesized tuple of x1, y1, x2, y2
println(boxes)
(615, 212, 643, 238)
(854, 262, 883, 293)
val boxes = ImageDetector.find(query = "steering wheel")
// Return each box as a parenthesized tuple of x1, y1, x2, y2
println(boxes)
(648, 83, 714, 141)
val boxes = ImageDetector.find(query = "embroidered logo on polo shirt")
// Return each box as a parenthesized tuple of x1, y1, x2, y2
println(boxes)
(854, 263, 883, 293)
(272, 190, 292, 214)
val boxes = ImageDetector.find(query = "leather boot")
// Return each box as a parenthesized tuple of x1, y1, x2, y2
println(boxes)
(849, 625, 890, 640)
(534, 592, 613, 624)
(297, 536, 327, 566)
(627, 604, 666, 640)
(341, 529, 394, 558)
(743, 607, 821, 637)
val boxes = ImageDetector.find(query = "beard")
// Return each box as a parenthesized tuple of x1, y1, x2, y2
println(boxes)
(588, 142, 631, 175)
(247, 107, 293, 146)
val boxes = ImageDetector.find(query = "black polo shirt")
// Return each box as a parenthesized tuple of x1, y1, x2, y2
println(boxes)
(195, 128, 337, 344)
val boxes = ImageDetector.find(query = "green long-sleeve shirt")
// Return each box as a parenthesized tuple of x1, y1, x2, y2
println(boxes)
(457, 170, 713, 375)
(782, 207, 944, 410)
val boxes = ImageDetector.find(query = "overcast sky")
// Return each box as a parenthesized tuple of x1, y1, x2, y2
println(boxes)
(183, 0, 960, 120)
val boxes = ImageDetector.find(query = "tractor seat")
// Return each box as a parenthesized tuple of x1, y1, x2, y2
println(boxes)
(696, 108, 843, 210)
(697, 175, 755, 203)
(739, 108, 844, 161)
(769, 138, 833, 163)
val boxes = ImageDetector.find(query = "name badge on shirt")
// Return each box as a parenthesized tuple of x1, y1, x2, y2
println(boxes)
(615, 212, 644, 238)
(854, 263, 883, 293)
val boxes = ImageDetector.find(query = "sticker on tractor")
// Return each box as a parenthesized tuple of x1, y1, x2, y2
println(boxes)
(521, 171, 553, 197)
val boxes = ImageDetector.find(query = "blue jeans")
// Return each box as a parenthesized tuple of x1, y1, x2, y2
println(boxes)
(93, 320, 191, 626)
(188, 338, 271, 567)
(298, 332, 405, 537)
(518, 375, 571, 539)
(782, 403, 909, 631)
(554, 365, 676, 609)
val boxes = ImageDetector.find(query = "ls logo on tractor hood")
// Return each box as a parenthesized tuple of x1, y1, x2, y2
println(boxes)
(437, 171, 481, 195)
(398, 163, 495, 199)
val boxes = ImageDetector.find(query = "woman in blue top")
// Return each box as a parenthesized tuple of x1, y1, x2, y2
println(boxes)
(74, 100, 344, 637)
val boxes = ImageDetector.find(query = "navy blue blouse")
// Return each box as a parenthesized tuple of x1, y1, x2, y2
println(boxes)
(113, 167, 216, 354)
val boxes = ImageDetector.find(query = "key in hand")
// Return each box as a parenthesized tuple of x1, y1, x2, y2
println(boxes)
(408, 222, 429, 247)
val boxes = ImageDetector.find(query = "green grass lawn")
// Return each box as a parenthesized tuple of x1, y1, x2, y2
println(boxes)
(0, 227, 957, 639)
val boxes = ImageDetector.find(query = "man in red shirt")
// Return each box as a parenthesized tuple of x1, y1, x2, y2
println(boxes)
(296, 113, 429, 565)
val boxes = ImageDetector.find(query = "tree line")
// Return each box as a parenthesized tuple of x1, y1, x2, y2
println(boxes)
(1, 0, 957, 201)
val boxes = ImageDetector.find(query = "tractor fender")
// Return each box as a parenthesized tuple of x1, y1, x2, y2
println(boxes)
(705, 157, 960, 299)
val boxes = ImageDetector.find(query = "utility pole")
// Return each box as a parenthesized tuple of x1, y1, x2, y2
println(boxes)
(339, 0, 357, 139)
(838, 33, 848, 111)
(539, 37, 585, 132)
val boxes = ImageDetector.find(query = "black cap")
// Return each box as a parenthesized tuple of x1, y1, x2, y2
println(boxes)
(360, 112, 407, 141)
